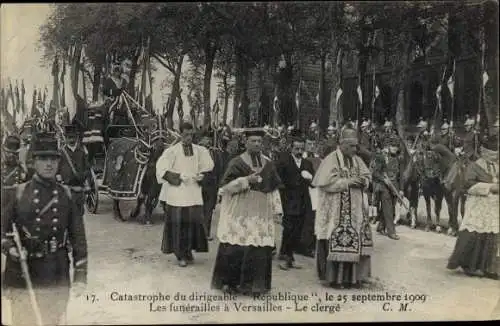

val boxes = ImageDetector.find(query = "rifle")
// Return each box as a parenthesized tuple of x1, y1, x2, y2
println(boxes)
(7, 223, 44, 326)
(383, 173, 410, 212)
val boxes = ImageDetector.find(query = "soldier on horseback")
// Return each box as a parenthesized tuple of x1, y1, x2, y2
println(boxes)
(462, 115, 479, 160)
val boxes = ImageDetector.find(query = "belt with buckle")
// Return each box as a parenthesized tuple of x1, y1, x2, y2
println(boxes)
(28, 243, 66, 258)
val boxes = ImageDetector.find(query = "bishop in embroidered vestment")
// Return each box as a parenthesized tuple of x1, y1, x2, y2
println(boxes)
(312, 128, 373, 287)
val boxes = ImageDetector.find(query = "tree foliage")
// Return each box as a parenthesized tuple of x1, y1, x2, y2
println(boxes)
(38, 2, 497, 128)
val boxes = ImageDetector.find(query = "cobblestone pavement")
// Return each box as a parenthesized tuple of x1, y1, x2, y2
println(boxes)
(2, 197, 499, 324)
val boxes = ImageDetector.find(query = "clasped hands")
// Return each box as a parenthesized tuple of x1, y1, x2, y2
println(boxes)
(247, 173, 263, 185)
(180, 173, 204, 184)
(348, 176, 365, 188)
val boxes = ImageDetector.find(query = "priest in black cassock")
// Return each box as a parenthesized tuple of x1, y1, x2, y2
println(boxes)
(211, 128, 283, 295)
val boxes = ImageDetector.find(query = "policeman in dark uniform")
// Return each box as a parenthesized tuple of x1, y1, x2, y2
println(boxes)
(1, 132, 88, 326)
(370, 134, 404, 240)
(2, 135, 28, 187)
(57, 124, 91, 219)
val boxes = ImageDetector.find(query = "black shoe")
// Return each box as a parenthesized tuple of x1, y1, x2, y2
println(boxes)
(279, 263, 290, 271)
(278, 254, 287, 261)
(388, 234, 400, 240)
(222, 285, 236, 294)
(186, 252, 194, 262)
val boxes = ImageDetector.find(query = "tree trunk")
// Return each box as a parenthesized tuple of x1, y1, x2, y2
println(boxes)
(394, 39, 413, 137)
(277, 54, 294, 126)
(166, 55, 184, 129)
(203, 42, 217, 128)
(318, 53, 329, 131)
(358, 48, 369, 125)
(232, 50, 244, 127)
(127, 52, 141, 98)
(92, 62, 102, 102)
(222, 72, 229, 125)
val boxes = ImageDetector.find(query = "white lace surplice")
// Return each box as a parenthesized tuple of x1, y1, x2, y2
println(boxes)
(216, 175, 282, 247)
(460, 157, 499, 234)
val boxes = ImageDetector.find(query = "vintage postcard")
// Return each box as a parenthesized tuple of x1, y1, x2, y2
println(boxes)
(1, 2, 499, 325)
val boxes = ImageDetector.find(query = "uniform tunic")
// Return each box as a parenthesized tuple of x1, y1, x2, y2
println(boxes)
(1, 174, 88, 325)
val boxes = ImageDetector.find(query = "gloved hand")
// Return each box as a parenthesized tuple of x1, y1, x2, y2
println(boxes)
(8, 246, 27, 262)
(301, 170, 313, 180)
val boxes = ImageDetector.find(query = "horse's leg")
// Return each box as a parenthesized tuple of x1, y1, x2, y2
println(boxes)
(113, 199, 126, 222)
(130, 195, 145, 220)
(459, 193, 466, 220)
(446, 191, 459, 236)
(434, 183, 444, 233)
(423, 180, 432, 232)
(409, 181, 418, 229)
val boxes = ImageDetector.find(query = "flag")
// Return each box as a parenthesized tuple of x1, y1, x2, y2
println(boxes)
(1, 87, 15, 134)
(483, 71, 489, 87)
(70, 45, 87, 125)
(20, 80, 26, 118)
(14, 81, 23, 128)
(435, 85, 442, 108)
(212, 99, 220, 124)
(295, 81, 300, 110)
(141, 38, 153, 114)
(60, 58, 66, 107)
(50, 57, 60, 120)
(375, 85, 380, 99)
(447, 62, 455, 98)
(356, 85, 362, 105)
(273, 95, 279, 114)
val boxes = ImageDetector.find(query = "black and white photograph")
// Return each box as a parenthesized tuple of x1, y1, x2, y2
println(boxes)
(1, 1, 499, 324)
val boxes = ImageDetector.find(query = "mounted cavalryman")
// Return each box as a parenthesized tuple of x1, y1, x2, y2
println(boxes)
(2, 134, 28, 188)
(1, 131, 88, 326)
(462, 115, 479, 160)
(57, 123, 91, 219)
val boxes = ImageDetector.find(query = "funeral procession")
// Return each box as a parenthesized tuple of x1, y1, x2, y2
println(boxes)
(1, 2, 499, 325)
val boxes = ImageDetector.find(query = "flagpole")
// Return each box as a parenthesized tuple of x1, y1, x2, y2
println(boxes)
(477, 28, 486, 130)
(448, 59, 455, 149)
(356, 75, 361, 130)
(371, 66, 376, 123)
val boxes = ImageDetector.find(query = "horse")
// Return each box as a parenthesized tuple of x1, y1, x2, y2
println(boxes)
(401, 150, 421, 229)
(126, 114, 181, 224)
(424, 143, 461, 235)
(128, 128, 171, 224)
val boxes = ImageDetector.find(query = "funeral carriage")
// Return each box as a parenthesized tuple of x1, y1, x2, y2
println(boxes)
(82, 96, 179, 221)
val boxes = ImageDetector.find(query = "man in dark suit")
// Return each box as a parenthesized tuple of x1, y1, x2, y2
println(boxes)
(276, 131, 315, 270)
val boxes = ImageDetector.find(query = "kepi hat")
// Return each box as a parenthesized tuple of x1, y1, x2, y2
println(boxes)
(31, 132, 61, 157)
(3, 135, 21, 153)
